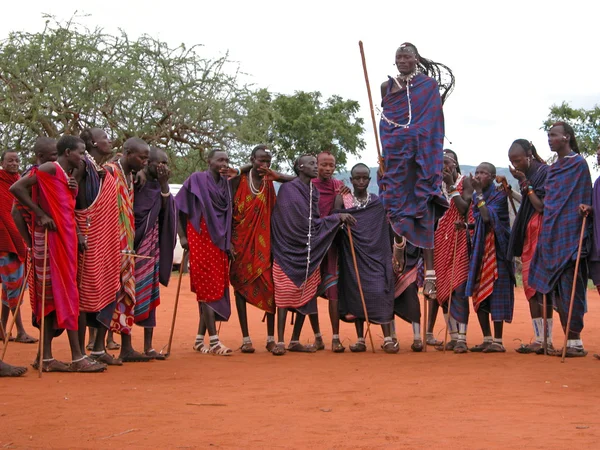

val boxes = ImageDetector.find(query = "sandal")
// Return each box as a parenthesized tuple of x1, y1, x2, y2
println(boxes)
(90, 351, 123, 366)
(426, 336, 443, 346)
(535, 343, 555, 355)
(383, 340, 400, 354)
(516, 342, 541, 354)
(210, 342, 233, 356)
(435, 340, 457, 352)
(240, 342, 256, 354)
(120, 350, 153, 362)
(193, 341, 209, 353)
(469, 342, 492, 352)
(454, 341, 468, 354)
(31, 358, 70, 372)
(423, 270, 437, 301)
(313, 337, 325, 351)
(272, 343, 286, 356)
(70, 356, 107, 373)
(554, 346, 587, 358)
(266, 341, 276, 353)
(350, 341, 367, 353)
(332, 339, 345, 353)
(593, 353, 600, 360)
(288, 342, 316, 353)
(144, 349, 166, 360)
(106, 340, 121, 350)
(411, 340, 423, 352)
(482, 342, 506, 353)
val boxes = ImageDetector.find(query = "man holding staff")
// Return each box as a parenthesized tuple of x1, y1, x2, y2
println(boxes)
(533, 122, 591, 357)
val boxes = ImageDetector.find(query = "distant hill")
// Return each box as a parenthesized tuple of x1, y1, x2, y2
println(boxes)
(336, 166, 518, 194)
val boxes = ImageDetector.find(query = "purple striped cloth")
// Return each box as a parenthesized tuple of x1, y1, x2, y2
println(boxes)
(588, 177, 600, 285)
(336, 194, 394, 324)
(466, 185, 514, 322)
(271, 178, 340, 287)
(529, 153, 592, 294)
(378, 74, 448, 249)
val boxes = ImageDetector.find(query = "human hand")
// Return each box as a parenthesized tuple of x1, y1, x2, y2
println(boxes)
(257, 167, 278, 181)
(469, 173, 482, 193)
(220, 167, 239, 179)
(38, 214, 56, 231)
(339, 213, 357, 226)
(579, 204, 593, 217)
(78, 234, 88, 253)
(157, 164, 171, 187)
(135, 170, 147, 187)
(443, 167, 455, 186)
(67, 177, 78, 190)
(455, 221, 467, 230)
(508, 166, 526, 182)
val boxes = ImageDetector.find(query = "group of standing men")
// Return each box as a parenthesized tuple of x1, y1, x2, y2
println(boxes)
(0, 131, 177, 376)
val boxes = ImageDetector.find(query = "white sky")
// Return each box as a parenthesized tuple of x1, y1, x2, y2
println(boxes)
(2, 0, 599, 172)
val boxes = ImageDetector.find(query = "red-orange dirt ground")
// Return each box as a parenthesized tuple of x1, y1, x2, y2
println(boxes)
(1, 278, 600, 449)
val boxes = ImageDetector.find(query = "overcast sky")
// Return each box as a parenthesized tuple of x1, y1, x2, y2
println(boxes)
(2, 0, 599, 172)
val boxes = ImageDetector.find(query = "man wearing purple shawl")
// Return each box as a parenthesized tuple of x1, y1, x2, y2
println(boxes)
(270, 155, 355, 356)
(535, 123, 592, 357)
(581, 144, 600, 296)
(132, 147, 177, 360)
(378, 42, 453, 303)
(175, 149, 233, 356)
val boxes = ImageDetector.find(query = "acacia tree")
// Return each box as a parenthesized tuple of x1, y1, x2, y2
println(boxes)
(0, 16, 251, 181)
(543, 101, 600, 157)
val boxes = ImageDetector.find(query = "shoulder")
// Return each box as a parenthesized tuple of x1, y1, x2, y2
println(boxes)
(38, 161, 57, 174)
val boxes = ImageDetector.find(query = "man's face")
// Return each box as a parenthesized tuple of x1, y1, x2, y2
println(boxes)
(474, 164, 494, 190)
(92, 129, 113, 156)
(508, 145, 529, 173)
(1, 152, 20, 173)
(350, 166, 370, 192)
(209, 151, 229, 173)
(148, 151, 169, 179)
(317, 154, 335, 179)
(300, 156, 318, 179)
(547, 125, 567, 153)
(67, 143, 85, 170)
(443, 155, 457, 174)
(127, 146, 150, 172)
(39, 145, 58, 164)
(395, 48, 418, 74)
(251, 149, 272, 171)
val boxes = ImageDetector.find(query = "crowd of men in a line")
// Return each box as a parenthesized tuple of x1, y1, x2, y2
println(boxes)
(0, 41, 598, 377)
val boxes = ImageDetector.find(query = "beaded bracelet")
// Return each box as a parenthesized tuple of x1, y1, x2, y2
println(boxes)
(477, 200, 486, 208)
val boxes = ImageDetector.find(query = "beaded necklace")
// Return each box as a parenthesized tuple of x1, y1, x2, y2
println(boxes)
(117, 159, 133, 191)
(248, 169, 265, 196)
(352, 193, 370, 209)
(380, 71, 417, 129)
(302, 181, 314, 290)
(85, 151, 103, 172)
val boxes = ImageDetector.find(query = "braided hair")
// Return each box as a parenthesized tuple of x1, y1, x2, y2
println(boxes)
(510, 139, 545, 164)
(399, 42, 455, 104)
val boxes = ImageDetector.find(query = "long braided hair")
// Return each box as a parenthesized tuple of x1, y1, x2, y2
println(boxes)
(552, 121, 580, 154)
(399, 42, 455, 104)
(511, 139, 546, 164)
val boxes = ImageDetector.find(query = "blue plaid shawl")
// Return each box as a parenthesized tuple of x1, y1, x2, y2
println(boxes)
(507, 162, 548, 260)
(466, 185, 514, 321)
(378, 73, 447, 249)
(336, 195, 394, 324)
(529, 153, 592, 294)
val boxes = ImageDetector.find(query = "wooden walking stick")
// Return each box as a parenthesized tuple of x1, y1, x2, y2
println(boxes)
(443, 233, 460, 354)
(347, 226, 375, 353)
(162, 250, 187, 358)
(542, 294, 548, 356)
(496, 177, 518, 217)
(1, 253, 32, 360)
(561, 215, 587, 363)
(38, 229, 49, 378)
(422, 285, 428, 352)
(358, 41, 384, 177)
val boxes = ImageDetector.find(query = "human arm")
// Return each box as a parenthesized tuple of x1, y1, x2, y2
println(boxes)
(9, 164, 57, 231)
(445, 169, 472, 216)
(333, 194, 344, 211)
(134, 169, 147, 188)
(156, 165, 172, 209)
(470, 174, 491, 225)
(11, 204, 31, 248)
(518, 180, 544, 214)
(339, 213, 357, 226)
(178, 211, 188, 250)
(257, 167, 295, 183)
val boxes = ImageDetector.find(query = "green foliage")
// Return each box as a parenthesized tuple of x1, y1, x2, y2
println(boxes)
(543, 101, 600, 157)
(0, 15, 365, 180)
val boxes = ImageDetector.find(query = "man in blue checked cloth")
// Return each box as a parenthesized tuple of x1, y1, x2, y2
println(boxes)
(378, 42, 454, 301)
(529, 122, 592, 357)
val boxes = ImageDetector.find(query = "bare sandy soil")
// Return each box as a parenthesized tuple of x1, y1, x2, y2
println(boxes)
(1, 278, 600, 449)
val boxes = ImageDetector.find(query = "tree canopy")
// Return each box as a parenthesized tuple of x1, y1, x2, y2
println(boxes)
(0, 16, 365, 180)
(543, 101, 600, 157)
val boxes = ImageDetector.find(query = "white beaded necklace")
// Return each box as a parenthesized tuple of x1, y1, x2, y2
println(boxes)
(117, 159, 133, 191)
(248, 169, 265, 196)
(85, 151, 103, 172)
(303, 181, 314, 289)
(380, 71, 417, 129)
(352, 193, 370, 209)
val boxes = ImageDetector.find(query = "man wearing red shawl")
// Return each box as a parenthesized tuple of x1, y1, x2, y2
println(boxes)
(104, 138, 150, 363)
(465, 163, 514, 353)
(132, 147, 176, 359)
(379, 43, 453, 303)
(11, 135, 105, 372)
(176, 149, 234, 356)
(229, 145, 278, 353)
(433, 150, 474, 353)
(0, 151, 37, 344)
(310, 151, 349, 352)
(75, 128, 122, 361)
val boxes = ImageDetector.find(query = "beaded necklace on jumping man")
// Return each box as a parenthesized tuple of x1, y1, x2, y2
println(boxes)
(380, 71, 417, 129)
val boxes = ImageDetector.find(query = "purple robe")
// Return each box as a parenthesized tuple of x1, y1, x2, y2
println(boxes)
(271, 177, 340, 287)
(134, 179, 177, 286)
(589, 177, 600, 285)
(378, 73, 448, 249)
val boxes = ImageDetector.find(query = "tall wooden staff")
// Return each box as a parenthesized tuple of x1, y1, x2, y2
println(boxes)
(542, 294, 548, 356)
(38, 229, 49, 378)
(347, 227, 375, 353)
(1, 252, 32, 360)
(358, 41, 384, 176)
(162, 250, 187, 358)
(496, 177, 518, 216)
(443, 233, 459, 353)
(561, 215, 587, 363)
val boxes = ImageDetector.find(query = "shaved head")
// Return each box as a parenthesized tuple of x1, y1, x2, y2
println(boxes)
(124, 137, 150, 154)
(149, 146, 168, 162)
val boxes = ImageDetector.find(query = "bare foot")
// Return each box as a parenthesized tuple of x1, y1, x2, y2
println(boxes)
(15, 332, 39, 344)
(0, 360, 27, 377)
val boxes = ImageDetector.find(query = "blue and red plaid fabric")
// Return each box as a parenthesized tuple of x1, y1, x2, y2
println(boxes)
(378, 74, 447, 249)
(529, 153, 592, 294)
